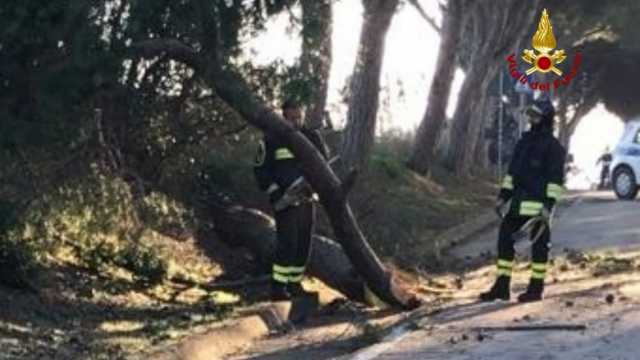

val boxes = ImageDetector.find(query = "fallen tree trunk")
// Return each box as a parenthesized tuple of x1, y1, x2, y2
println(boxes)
(212, 76, 418, 309)
(207, 203, 366, 302)
(132, 39, 420, 309)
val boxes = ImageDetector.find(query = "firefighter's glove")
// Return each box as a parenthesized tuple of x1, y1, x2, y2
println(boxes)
(266, 184, 284, 204)
(540, 206, 552, 222)
(495, 198, 507, 219)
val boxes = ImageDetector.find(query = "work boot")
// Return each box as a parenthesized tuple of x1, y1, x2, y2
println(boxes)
(517, 279, 544, 303)
(288, 283, 318, 299)
(271, 281, 291, 301)
(479, 276, 511, 301)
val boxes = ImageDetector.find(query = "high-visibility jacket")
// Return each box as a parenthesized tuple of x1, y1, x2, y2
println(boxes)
(254, 128, 329, 204)
(499, 128, 566, 217)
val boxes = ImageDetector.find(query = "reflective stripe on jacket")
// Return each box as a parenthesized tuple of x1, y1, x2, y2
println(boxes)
(253, 128, 329, 201)
(499, 128, 566, 217)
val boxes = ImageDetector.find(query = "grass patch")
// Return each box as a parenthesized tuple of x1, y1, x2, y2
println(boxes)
(347, 139, 496, 268)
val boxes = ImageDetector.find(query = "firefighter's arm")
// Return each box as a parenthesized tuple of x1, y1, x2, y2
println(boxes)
(303, 128, 330, 159)
(543, 142, 567, 209)
(253, 138, 285, 202)
(498, 173, 514, 202)
(498, 141, 520, 202)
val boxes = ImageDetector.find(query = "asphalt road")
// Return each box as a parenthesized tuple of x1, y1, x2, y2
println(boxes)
(344, 191, 640, 360)
(447, 191, 640, 259)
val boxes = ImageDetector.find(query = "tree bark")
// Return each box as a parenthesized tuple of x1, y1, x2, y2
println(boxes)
(473, 95, 494, 170)
(557, 103, 571, 149)
(203, 203, 366, 301)
(407, 0, 466, 175)
(339, 0, 399, 175)
(446, 1, 540, 176)
(449, 64, 497, 176)
(300, 0, 333, 130)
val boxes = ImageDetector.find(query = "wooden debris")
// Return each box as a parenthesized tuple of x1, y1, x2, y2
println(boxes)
(472, 324, 587, 332)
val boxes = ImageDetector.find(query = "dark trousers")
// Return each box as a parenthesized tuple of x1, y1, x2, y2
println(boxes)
(599, 165, 610, 188)
(272, 202, 315, 284)
(496, 215, 551, 281)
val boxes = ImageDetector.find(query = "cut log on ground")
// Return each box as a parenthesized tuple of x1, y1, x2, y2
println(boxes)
(204, 202, 366, 303)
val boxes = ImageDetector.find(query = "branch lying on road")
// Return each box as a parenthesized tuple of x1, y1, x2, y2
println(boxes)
(472, 324, 587, 332)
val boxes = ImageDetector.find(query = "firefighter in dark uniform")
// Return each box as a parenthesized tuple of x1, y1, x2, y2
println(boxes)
(254, 100, 329, 300)
(596, 147, 612, 189)
(480, 99, 566, 303)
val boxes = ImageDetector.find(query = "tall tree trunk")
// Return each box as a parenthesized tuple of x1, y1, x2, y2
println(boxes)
(473, 95, 494, 170)
(557, 103, 571, 149)
(340, 0, 399, 175)
(449, 65, 497, 176)
(446, 61, 495, 176)
(300, 0, 333, 129)
(446, 1, 539, 176)
(407, 0, 466, 175)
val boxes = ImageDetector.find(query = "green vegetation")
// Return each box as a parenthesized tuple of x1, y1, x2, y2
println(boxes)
(1, 130, 495, 290)
(353, 134, 495, 266)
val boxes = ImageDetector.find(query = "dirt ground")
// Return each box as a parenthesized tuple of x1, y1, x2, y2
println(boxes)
(340, 254, 640, 360)
(228, 250, 640, 360)
(0, 233, 261, 360)
(339, 191, 640, 360)
(223, 192, 640, 360)
(0, 162, 499, 360)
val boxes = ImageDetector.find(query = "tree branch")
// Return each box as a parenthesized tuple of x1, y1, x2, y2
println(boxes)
(568, 97, 597, 130)
(341, 168, 360, 195)
(130, 39, 202, 70)
(439, 1, 447, 13)
(407, 0, 441, 33)
(215, 123, 249, 137)
(577, 25, 609, 44)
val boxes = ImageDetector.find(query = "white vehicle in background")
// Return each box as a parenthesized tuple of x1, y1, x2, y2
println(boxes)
(611, 119, 640, 200)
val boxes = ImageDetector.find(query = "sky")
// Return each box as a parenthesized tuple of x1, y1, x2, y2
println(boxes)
(244, 1, 625, 189)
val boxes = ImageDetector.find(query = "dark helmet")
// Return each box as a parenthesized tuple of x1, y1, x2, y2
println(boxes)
(281, 98, 301, 112)
(526, 98, 555, 129)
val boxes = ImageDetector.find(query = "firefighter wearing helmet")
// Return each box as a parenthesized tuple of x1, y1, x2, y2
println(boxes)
(481, 98, 567, 303)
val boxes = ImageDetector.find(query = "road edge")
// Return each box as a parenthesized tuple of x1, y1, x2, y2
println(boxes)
(437, 192, 584, 256)
(135, 302, 296, 360)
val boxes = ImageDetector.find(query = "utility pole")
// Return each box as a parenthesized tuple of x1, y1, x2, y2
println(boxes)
(498, 71, 504, 180)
